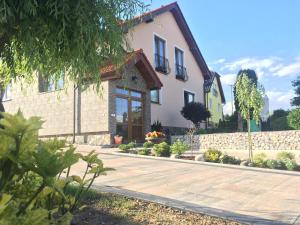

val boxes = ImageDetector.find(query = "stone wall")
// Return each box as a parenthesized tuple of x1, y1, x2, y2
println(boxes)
(199, 131, 300, 151)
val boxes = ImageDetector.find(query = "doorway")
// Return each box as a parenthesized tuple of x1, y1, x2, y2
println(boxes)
(115, 88, 144, 142)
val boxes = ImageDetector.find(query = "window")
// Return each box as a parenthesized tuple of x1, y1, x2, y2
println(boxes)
(175, 48, 184, 67)
(209, 98, 212, 109)
(184, 91, 195, 106)
(38, 73, 64, 93)
(2, 83, 12, 101)
(154, 35, 169, 73)
(151, 90, 160, 104)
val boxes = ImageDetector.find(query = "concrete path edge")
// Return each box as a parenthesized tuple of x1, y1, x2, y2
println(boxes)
(113, 152, 300, 177)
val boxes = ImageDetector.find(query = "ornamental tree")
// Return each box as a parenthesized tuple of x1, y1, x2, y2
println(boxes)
(181, 102, 211, 127)
(0, 0, 146, 115)
(235, 74, 264, 162)
(287, 108, 300, 130)
(233, 69, 258, 131)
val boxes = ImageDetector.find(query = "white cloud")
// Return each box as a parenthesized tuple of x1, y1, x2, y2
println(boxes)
(274, 61, 300, 77)
(221, 57, 280, 73)
(223, 101, 235, 116)
(220, 73, 236, 85)
(266, 90, 295, 111)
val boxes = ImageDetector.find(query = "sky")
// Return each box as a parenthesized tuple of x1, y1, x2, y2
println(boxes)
(146, 0, 300, 115)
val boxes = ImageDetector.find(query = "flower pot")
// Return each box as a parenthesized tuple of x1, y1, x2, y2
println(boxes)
(145, 137, 166, 144)
(114, 135, 123, 145)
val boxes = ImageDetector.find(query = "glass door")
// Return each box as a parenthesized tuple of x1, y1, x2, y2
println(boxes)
(115, 88, 144, 143)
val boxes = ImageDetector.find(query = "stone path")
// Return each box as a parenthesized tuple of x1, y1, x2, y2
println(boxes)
(72, 145, 300, 225)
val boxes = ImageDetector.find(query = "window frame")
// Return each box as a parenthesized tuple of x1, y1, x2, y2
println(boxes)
(2, 82, 12, 102)
(183, 90, 195, 106)
(150, 89, 160, 104)
(38, 72, 65, 93)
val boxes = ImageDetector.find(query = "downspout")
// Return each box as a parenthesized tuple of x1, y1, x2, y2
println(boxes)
(72, 84, 78, 144)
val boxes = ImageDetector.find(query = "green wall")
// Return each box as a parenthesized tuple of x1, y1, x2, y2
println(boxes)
(206, 78, 223, 125)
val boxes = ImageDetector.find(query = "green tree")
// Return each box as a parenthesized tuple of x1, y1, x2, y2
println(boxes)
(0, 0, 146, 114)
(268, 109, 292, 131)
(287, 108, 300, 130)
(233, 69, 258, 131)
(235, 74, 264, 162)
(181, 102, 211, 128)
(291, 76, 300, 106)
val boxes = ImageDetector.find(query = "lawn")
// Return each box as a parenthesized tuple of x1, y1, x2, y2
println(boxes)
(69, 187, 242, 225)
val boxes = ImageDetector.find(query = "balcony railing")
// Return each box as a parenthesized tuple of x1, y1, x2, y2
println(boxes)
(175, 64, 188, 81)
(154, 54, 170, 74)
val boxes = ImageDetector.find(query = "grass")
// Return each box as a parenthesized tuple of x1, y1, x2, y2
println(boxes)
(67, 185, 242, 225)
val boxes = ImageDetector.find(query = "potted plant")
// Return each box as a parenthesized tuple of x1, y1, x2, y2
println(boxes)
(145, 131, 166, 144)
(114, 135, 123, 145)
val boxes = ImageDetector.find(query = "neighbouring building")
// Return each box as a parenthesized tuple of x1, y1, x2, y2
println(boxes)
(204, 71, 226, 126)
(2, 2, 213, 145)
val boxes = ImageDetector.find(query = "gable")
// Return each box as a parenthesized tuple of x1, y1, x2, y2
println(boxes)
(127, 2, 211, 80)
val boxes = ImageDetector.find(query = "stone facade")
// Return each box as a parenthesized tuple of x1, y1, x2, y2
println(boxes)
(199, 131, 300, 151)
(3, 65, 152, 145)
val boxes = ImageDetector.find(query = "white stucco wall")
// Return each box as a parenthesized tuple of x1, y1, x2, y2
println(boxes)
(127, 11, 205, 128)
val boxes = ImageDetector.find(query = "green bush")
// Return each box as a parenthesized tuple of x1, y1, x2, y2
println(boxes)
(170, 140, 189, 156)
(143, 141, 154, 148)
(138, 148, 151, 155)
(253, 153, 267, 168)
(0, 111, 113, 224)
(127, 141, 136, 149)
(153, 142, 171, 157)
(277, 151, 295, 160)
(204, 149, 222, 163)
(220, 154, 241, 165)
(265, 159, 279, 169)
(118, 144, 131, 152)
(287, 108, 300, 130)
(277, 151, 297, 170)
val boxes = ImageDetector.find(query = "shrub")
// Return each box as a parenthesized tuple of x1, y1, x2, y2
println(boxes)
(277, 151, 295, 160)
(170, 140, 189, 156)
(283, 159, 297, 171)
(118, 142, 136, 152)
(118, 144, 131, 152)
(265, 159, 279, 169)
(151, 120, 163, 132)
(253, 153, 267, 168)
(143, 141, 154, 148)
(204, 149, 222, 163)
(0, 111, 113, 224)
(138, 148, 151, 155)
(220, 154, 241, 165)
(287, 108, 300, 130)
(181, 102, 211, 127)
(153, 142, 171, 157)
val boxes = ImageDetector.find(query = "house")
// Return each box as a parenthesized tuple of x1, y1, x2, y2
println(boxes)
(204, 71, 226, 126)
(125, 2, 211, 134)
(2, 2, 212, 145)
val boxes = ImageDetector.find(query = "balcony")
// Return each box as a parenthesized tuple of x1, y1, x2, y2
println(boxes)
(175, 64, 188, 81)
(154, 54, 170, 74)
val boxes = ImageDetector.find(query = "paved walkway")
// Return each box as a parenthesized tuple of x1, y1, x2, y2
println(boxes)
(72, 145, 300, 225)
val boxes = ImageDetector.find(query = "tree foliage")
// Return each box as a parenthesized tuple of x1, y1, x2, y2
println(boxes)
(235, 74, 264, 161)
(181, 102, 211, 127)
(0, 111, 113, 224)
(0, 0, 146, 110)
(267, 109, 292, 131)
(233, 69, 258, 112)
(287, 108, 300, 130)
(291, 76, 300, 106)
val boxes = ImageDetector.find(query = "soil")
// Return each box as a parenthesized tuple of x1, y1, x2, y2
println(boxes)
(71, 192, 242, 225)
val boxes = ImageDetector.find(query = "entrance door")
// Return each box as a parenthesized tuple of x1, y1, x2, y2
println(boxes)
(115, 88, 144, 142)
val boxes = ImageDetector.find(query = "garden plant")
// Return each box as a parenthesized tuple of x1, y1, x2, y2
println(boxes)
(0, 111, 113, 224)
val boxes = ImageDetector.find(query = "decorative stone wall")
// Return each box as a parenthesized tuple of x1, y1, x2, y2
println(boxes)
(199, 131, 300, 151)
(171, 135, 201, 151)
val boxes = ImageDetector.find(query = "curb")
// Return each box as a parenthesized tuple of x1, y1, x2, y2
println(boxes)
(92, 185, 288, 225)
(113, 152, 300, 177)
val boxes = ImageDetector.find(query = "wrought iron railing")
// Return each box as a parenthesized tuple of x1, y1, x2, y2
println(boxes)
(154, 54, 170, 74)
(175, 64, 188, 81)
